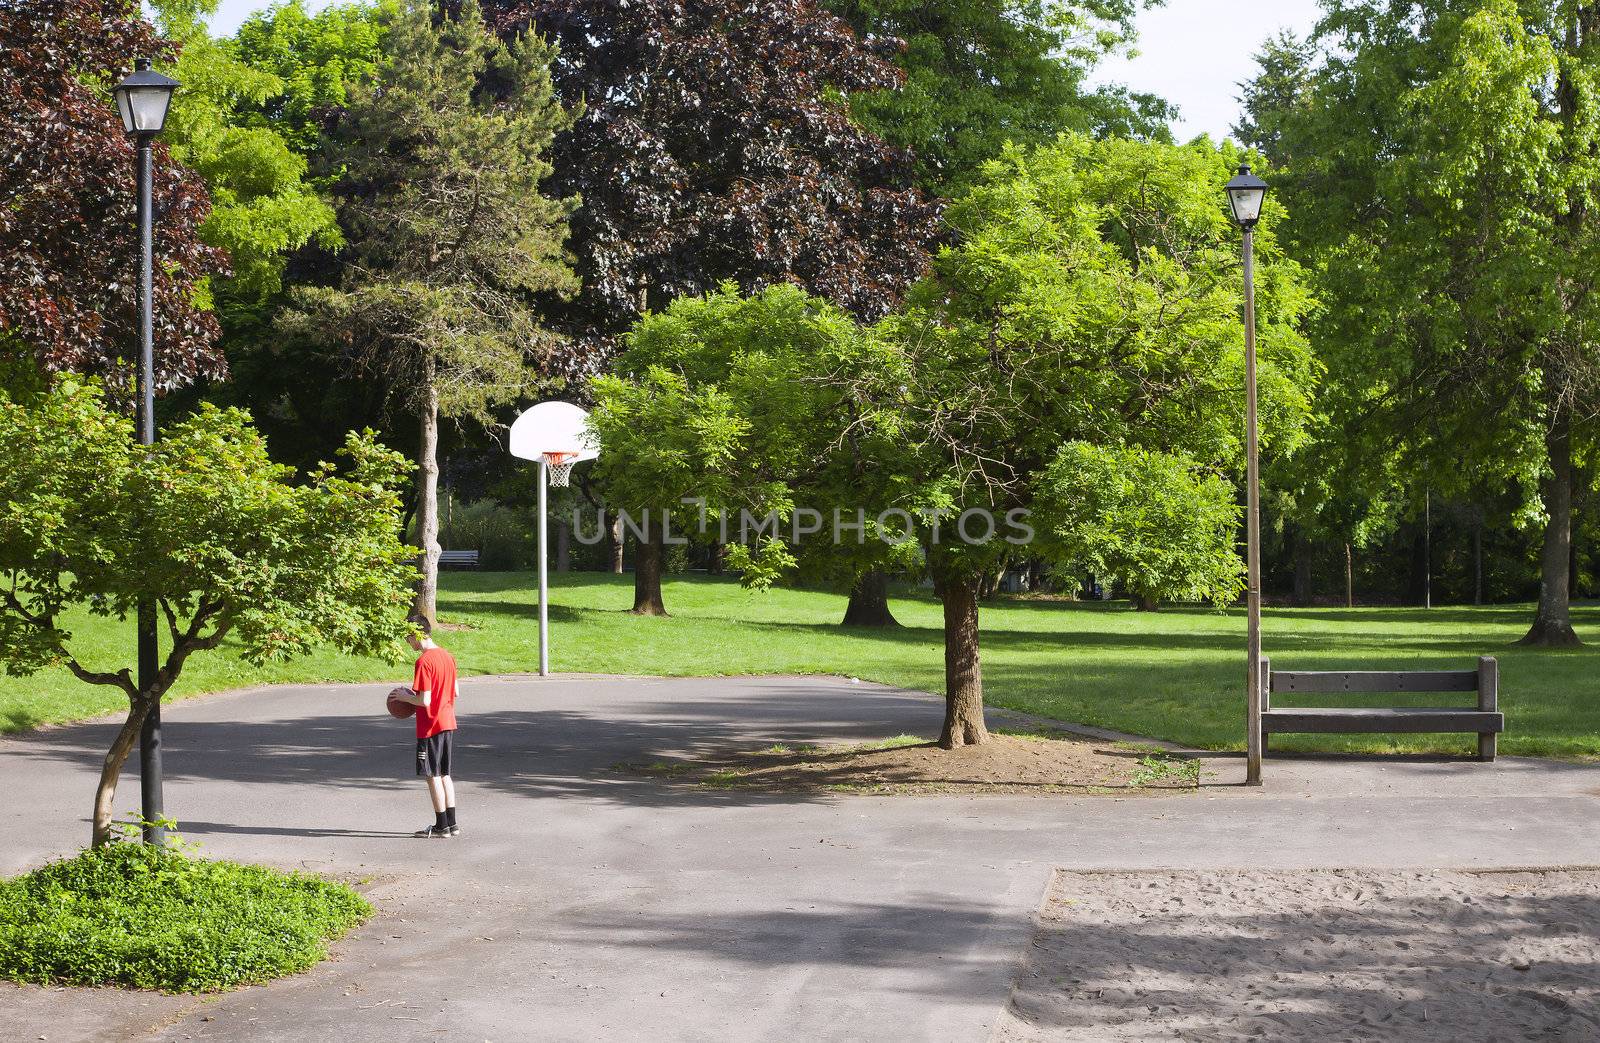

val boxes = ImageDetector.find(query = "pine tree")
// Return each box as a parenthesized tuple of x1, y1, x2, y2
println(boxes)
(283, 0, 578, 624)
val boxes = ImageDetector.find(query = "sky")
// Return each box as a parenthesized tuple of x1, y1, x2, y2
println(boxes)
(1088, 0, 1327, 142)
(208, 0, 1326, 142)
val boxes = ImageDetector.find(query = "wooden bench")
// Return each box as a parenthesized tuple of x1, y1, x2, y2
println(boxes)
(438, 550, 480, 570)
(1260, 656, 1502, 761)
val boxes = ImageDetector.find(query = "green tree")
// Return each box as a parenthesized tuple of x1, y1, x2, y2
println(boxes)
(153, 0, 342, 318)
(282, 0, 578, 625)
(595, 135, 1317, 746)
(1232, 30, 1316, 168)
(591, 284, 910, 616)
(187, 0, 393, 475)
(0, 375, 416, 848)
(1034, 443, 1245, 613)
(231, 0, 391, 155)
(834, 135, 1313, 744)
(832, 0, 1175, 194)
(1259, 0, 1598, 643)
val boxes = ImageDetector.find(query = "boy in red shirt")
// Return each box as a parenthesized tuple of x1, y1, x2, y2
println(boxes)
(391, 615, 460, 838)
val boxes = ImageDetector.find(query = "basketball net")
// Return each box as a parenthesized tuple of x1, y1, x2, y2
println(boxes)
(543, 452, 576, 487)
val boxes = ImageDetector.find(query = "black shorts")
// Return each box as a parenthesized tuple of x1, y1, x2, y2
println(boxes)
(416, 730, 455, 778)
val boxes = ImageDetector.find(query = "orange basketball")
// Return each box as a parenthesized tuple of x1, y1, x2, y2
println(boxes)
(386, 688, 416, 719)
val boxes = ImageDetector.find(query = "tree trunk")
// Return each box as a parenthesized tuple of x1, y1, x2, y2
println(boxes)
(1134, 591, 1160, 611)
(1522, 412, 1582, 645)
(1344, 542, 1354, 608)
(938, 574, 989, 748)
(92, 697, 153, 848)
(1292, 533, 1313, 606)
(631, 518, 668, 616)
(1408, 526, 1429, 607)
(842, 570, 899, 627)
(1473, 512, 1484, 606)
(414, 370, 440, 626)
(978, 564, 1005, 600)
(1423, 489, 1432, 609)
(555, 518, 571, 572)
(609, 514, 624, 574)
(1570, 512, 1581, 599)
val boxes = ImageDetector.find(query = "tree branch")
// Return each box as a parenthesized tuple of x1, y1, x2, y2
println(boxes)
(63, 658, 138, 700)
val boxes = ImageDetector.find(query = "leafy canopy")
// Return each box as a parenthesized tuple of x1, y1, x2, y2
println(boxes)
(0, 374, 416, 698)
(0, 0, 225, 387)
(862, 133, 1314, 582)
(483, 0, 940, 366)
(282, 0, 579, 420)
(152, 0, 343, 315)
(231, 0, 391, 155)
(832, 0, 1176, 194)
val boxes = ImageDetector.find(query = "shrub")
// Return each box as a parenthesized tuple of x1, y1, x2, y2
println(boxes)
(439, 498, 534, 570)
(0, 843, 371, 992)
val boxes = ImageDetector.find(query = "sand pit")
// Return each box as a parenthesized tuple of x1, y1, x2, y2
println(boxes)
(997, 868, 1600, 1042)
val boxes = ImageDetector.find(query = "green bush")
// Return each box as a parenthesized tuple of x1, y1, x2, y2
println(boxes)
(0, 843, 371, 992)
(440, 498, 533, 570)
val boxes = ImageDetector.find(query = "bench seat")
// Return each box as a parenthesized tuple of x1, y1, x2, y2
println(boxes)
(1262, 706, 1505, 735)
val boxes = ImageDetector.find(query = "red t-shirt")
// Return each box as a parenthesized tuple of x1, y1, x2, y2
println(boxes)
(412, 646, 458, 738)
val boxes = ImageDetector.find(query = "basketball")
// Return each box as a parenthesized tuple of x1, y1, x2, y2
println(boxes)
(387, 687, 416, 719)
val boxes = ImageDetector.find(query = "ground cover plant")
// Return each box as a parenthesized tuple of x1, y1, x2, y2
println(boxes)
(0, 837, 370, 992)
(5, 572, 1596, 759)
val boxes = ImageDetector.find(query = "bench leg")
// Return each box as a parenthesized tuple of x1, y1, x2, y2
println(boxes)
(1260, 732, 1269, 758)
(1478, 732, 1496, 762)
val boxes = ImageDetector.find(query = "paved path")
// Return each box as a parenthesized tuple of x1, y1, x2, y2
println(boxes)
(2, 675, 1598, 1042)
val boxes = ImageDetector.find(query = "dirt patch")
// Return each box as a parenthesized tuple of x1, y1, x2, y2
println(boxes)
(616, 731, 1205, 795)
(997, 868, 1600, 1042)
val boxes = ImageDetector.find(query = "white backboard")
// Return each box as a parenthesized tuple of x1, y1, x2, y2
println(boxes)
(509, 401, 599, 462)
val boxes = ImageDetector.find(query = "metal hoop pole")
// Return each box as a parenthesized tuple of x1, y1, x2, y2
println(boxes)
(1244, 226, 1263, 786)
(538, 458, 549, 676)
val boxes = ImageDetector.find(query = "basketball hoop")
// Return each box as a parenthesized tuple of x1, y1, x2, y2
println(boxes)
(509, 401, 600, 678)
(543, 452, 576, 487)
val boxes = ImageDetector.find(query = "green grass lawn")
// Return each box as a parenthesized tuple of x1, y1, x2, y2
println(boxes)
(6, 571, 1598, 758)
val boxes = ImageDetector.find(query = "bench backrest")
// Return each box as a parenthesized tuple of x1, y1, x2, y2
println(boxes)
(1262, 656, 1497, 711)
(1270, 670, 1476, 694)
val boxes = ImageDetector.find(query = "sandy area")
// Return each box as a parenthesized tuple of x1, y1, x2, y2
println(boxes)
(996, 868, 1600, 1042)
(620, 732, 1205, 794)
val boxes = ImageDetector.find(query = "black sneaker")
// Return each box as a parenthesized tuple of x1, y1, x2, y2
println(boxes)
(413, 824, 451, 838)
(447, 824, 461, 837)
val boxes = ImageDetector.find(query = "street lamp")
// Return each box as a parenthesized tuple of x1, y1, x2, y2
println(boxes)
(1226, 162, 1268, 787)
(114, 58, 179, 845)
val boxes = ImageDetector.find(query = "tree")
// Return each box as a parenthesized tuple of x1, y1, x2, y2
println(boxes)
(598, 136, 1316, 746)
(282, 0, 578, 625)
(152, 0, 343, 319)
(832, 136, 1314, 745)
(230, 0, 391, 155)
(483, 0, 940, 337)
(830, 0, 1175, 195)
(483, 0, 940, 616)
(590, 284, 912, 616)
(0, 0, 225, 388)
(184, 0, 393, 475)
(0, 374, 415, 847)
(1232, 30, 1316, 167)
(1259, 0, 1600, 644)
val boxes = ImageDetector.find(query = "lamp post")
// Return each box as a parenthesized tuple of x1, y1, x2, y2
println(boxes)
(113, 58, 180, 844)
(1225, 162, 1268, 787)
